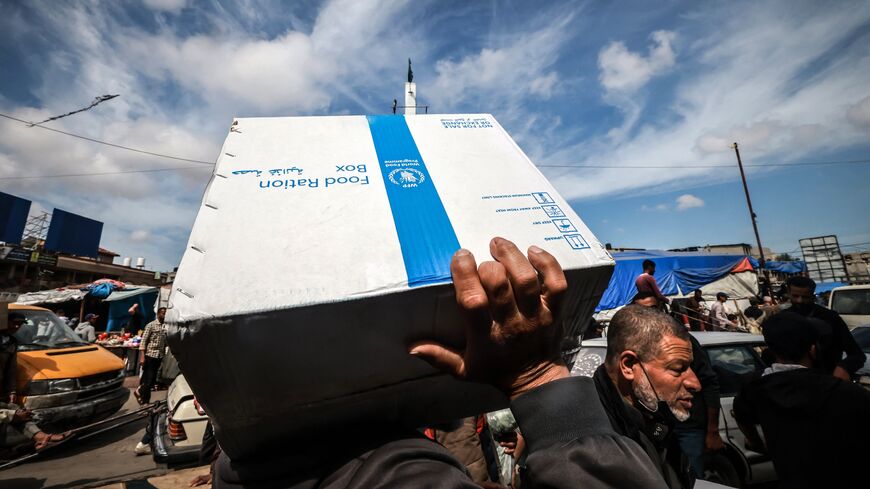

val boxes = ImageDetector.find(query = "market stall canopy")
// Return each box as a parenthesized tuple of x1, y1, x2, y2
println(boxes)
(104, 286, 159, 331)
(597, 250, 758, 311)
(814, 281, 848, 295)
(764, 260, 807, 274)
(15, 288, 88, 306)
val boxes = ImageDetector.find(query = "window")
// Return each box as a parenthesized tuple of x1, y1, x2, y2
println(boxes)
(706, 345, 765, 396)
(831, 289, 870, 316)
(14, 310, 86, 351)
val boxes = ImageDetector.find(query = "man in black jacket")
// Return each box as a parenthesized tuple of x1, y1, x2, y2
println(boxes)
(593, 305, 700, 489)
(785, 276, 865, 380)
(212, 238, 670, 488)
(733, 311, 870, 488)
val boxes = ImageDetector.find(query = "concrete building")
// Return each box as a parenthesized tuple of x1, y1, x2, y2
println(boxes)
(0, 243, 163, 292)
(844, 251, 870, 284)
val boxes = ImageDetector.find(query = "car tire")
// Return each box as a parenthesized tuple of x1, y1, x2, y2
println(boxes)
(703, 452, 743, 488)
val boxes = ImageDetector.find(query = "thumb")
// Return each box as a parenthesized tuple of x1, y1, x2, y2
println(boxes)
(410, 342, 466, 378)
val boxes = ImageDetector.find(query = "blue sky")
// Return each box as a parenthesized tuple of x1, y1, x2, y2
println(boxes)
(0, 0, 868, 271)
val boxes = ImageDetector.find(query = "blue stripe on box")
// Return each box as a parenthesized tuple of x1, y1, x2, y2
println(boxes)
(366, 115, 460, 287)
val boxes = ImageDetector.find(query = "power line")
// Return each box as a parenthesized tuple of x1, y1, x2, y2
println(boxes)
(0, 165, 213, 180)
(536, 158, 870, 169)
(0, 112, 214, 166)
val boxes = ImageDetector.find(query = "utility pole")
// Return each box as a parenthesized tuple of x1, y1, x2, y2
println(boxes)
(733, 142, 771, 293)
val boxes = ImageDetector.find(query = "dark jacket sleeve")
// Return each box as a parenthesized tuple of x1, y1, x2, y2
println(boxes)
(511, 376, 669, 488)
(732, 386, 756, 426)
(2, 349, 16, 396)
(690, 335, 721, 410)
(833, 314, 866, 373)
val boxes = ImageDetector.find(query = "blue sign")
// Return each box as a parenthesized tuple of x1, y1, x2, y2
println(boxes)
(0, 192, 31, 244)
(44, 209, 103, 258)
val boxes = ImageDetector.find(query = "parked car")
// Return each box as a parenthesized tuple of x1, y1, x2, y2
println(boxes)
(570, 332, 776, 488)
(151, 374, 209, 464)
(850, 326, 870, 389)
(11, 304, 129, 430)
(828, 284, 870, 329)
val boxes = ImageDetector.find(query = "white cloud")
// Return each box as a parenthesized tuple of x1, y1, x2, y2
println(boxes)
(544, 3, 870, 202)
(129, 230, 151, 243)
(142, 0, 187, 12)
(598, 30, 676, 94)
(641, 203, 670, 212)
(675, 194, 704, 210)
(847, 95, 870, 127)
(430, 14, 574, 109)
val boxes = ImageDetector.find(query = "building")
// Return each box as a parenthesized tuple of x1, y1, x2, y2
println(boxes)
(669, 243, 774, 260)
(0, 242, 163, 292)
(844, 251, 870, 284)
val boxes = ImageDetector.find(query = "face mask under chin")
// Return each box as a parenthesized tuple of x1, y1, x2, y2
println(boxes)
(634, 363, 691, 423)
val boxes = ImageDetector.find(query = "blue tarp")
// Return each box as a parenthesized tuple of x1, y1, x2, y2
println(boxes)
(597, 250, 754, 311)
(764, 260, 807, 274)
(105, 288, 158, 332)
(814, 281, 847, 295)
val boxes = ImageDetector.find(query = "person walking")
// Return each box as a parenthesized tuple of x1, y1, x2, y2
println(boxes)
(74, 313, 97, 343)
(135, 307, 167, 405)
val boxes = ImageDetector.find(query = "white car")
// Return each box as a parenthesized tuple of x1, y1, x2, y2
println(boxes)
(151, 374, 209, 464)
(828, 284, 870, 330)
(571, 332, 776, 488)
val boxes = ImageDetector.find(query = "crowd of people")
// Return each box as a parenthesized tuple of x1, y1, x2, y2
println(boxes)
(2, 240, 868, 489)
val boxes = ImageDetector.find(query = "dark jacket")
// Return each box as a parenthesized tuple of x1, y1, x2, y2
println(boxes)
(789, 304, 865, 374)
(213, 376, 669, 488)
(0, 335, 17, 398)
(675, 335, 720, 433)
(593, 365, 694, 489)
(734, 368, 870, 488)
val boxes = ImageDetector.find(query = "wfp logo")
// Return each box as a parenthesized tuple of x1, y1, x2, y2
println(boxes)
(388, 168, 425, 188)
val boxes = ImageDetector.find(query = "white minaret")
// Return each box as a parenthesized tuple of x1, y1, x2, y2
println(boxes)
(404, 58, 416, 116)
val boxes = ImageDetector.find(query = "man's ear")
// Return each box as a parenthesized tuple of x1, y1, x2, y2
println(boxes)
(618, 351, 638, 381)
(809, 344, 817, 361)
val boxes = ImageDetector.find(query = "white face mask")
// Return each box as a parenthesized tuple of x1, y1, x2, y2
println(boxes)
(634, 362, 691, 423)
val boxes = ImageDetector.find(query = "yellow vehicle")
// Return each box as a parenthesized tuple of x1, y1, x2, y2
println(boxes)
(9, 304, 129, 429)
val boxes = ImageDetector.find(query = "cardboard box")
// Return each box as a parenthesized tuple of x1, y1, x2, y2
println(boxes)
(168, 114, 614, 458)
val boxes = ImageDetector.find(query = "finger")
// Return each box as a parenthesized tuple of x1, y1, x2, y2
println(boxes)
(450, 249, 490, 332)
(489, 237, 542, 316)
(527, 245, 568, 310)
(410, 343, 467, 378)
(479, 261, 520, 324)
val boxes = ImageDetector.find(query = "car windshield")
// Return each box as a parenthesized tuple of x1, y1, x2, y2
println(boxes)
(706, 345, 765, 396)
(831, 289, 870, 316)
(13, 310, 88, 351)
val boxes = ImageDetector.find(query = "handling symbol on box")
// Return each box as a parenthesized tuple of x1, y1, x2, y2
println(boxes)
(564, 234, 589, 250)
(532, 192, 555, 204)
(552, 219, 577, 234)
(541, 205, 566, 218)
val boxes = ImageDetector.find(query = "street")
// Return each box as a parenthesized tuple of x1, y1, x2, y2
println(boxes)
(0, 384, 208, 489)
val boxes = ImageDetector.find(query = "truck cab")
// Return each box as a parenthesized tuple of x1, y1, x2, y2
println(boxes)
(828, 285, 870, 329)
(9, 304, 129, 429)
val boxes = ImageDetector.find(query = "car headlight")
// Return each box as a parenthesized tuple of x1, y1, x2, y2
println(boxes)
(25, 378, 79, 395)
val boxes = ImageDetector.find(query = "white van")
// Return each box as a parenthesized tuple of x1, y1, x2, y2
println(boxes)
(828, 285, 870, 329)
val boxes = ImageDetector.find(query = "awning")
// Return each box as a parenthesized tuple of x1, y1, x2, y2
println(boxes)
(765, 260, 807, 274)
(103, 286, 159, 302)
(15, 288, 88, 306)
